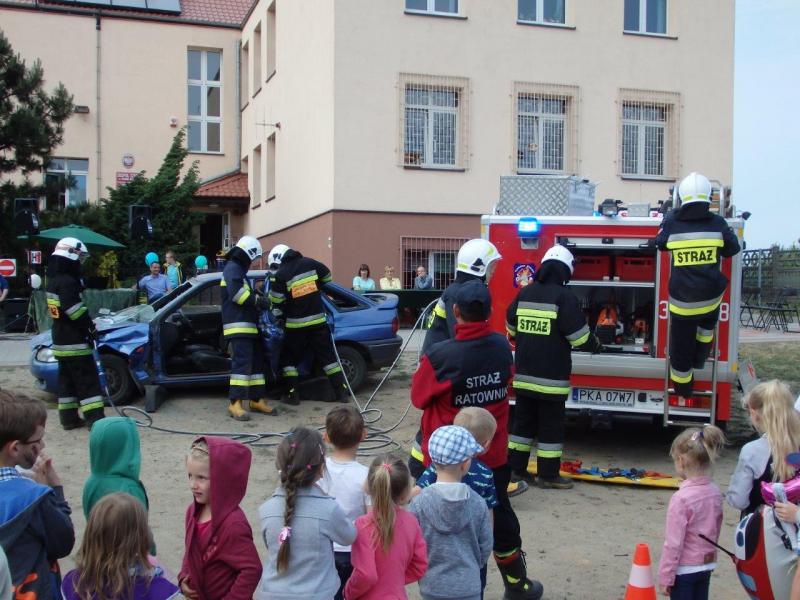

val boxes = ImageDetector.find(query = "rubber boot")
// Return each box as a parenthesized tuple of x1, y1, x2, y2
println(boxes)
(250, 399, 277, 416)
(82, 407, 105, 430)
(535, 456, 573, 489)
(283, 387, 300, 406)
(495, 550, 544, 600)
(228, 399, 250, 421)
(59, 408, 84, 431)
(328, 383, 349, 404)
(510, 470, 536, 487)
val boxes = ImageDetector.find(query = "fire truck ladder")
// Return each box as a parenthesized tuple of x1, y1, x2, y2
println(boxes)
(662, 314, 720, 427)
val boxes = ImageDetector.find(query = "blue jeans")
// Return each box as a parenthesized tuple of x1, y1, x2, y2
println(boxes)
(670, 570, 711, 600)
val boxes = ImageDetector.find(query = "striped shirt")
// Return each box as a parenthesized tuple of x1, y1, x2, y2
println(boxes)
(416, 458, 499, 509)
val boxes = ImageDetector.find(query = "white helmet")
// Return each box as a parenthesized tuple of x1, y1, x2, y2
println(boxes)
(267, 243, 290, 269)
(541, 244, 575, 275)
(52, 237, 89, 262)
(456, 239, 502, 277)
(236, 235, 263, 260)
(678, 172, 712, 206)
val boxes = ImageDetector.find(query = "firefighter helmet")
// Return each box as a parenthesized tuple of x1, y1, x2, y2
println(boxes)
(678, 172, 712, 206)
(456, 239, 502, 278)
(267, 244, 290, 269)
(541, 244, 575, 274)
(236, 236, 263, 260)
(52, 237, 90, 263)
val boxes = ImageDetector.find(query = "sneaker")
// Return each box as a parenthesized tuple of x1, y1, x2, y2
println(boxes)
(535, 475, 574, 489)
(228, 400, 250, 421)
(250, 399, 277, 416)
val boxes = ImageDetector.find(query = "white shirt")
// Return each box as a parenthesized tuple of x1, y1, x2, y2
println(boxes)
(318, 457, 370, 552)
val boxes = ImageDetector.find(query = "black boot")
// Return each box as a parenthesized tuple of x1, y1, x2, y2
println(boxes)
(536, 456, 573, 489)
(283, 387, 300, 406)
(82, 407, 106, 430)
(59, 408, 83, 431)
(330, 383, 349, 404)
(495, 550, 544, 600)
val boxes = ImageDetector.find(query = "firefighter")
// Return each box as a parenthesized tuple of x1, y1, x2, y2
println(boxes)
(655, 172, 740, 400)
(46, 237, 106, 430)
(411, 280, 543, 600)
(267, 244, 348, 404)
(506, 244, 602, 489)
(222, 235, 275, 420)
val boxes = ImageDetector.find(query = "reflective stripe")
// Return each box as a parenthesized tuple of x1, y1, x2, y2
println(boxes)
(668, 294, 722, 317)
(519, 301, 558, 314)
(65, 302, 84, 316)
(410, 446, 424, 462)
(53, 343, 92, 357)
(53, 343, 91, 350)
(537, 448, 563, 459)
(223, 322, 258, 336)
(680, 194, 709, 202)
(508, 435, 534, 453)
(46, 292, 60, 302)
(285, 313, 327, 329)
(269, 290, 285, 299)
(323, 362, 342, 375)
(58, 397, 79, 410)
(670, 367, 693, 384)
(322, 273, 332, 283)
(566, 324, 590, 344)
(538, 442, 563, 451)
(220, 279, 227, 286)
(666, 239, 725, 250)
(666, 231, 723, 243)
(513, 374, 570, 395)
(517, 307, 557, 319)
(282, 366, 299, 377)
(269, 292, 285, 304)
(230, 375, 265, 386)
(79, 395, 103, 407)
(433, 299, 447, 319)
(68, 306, 88, 320)
(506, 322, 517, 336)
(232, 285, 251, 305)
(80, 401, 105, 413)
(286, 270, 318, 289)
(696, 327, 714, 343)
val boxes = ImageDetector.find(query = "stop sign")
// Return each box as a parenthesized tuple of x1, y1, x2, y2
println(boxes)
(0, 258, 17, 277)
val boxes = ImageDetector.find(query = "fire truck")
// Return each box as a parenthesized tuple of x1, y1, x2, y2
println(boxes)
(483, 176, 748, 428)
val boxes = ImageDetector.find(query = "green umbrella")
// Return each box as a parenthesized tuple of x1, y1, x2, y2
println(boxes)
(21, 224, 125, 249)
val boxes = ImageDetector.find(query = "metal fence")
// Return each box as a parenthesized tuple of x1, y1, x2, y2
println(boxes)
(741, 248, 800, 304)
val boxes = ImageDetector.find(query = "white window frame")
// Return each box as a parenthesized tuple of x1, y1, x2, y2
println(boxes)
(617, 89, 679, 180)
(517, 0, 566, 25)
(44, 158, 89, 209)
(188, 49, 223, 154)
(516, 95, 567, 173)
(621, 105, 666, 177)
(624, 0, 667, 35)
(405, 0, 459, 17)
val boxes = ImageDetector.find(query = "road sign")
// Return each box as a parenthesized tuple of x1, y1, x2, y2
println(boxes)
(29, 250, 42, 265)
(0, 258, 17, 277)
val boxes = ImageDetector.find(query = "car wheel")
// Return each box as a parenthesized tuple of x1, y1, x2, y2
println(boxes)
(336, 345, 367, 391)
(100, 354, 135, 406)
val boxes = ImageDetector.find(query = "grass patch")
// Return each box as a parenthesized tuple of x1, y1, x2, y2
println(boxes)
(739, 342, 800, 395)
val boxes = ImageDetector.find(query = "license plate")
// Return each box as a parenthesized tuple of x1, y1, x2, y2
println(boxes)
(571, 388, 634, 407)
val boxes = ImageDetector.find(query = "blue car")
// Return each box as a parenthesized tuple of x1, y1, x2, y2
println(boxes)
(30, 271, 401, 408)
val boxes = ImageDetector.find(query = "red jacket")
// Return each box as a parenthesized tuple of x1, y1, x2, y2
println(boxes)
(411, 321, 513, 470)
(179, 436, 262, 600)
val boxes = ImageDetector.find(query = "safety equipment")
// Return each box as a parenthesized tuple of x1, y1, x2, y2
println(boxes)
(53, 237, 90, 263)
(678, 172, 712, 206)
(267, 243, 290, 269)
(540, 244, 575, 275)
(228, 399, 250, 421)
(236, 235, 263, 260)
(456, 239, 502, 277)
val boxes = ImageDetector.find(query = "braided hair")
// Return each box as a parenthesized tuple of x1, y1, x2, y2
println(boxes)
(275, 427, 325, 573)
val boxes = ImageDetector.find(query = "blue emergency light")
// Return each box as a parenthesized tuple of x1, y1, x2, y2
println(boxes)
(518, 217, 540, 238)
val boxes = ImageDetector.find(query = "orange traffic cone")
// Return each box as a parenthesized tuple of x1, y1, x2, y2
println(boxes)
(624, 543, 657, 600)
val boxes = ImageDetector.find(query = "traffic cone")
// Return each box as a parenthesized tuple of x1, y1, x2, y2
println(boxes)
(624, 543, 657, 600)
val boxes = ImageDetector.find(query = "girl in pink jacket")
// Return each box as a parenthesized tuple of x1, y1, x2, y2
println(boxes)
(344, 455, 428, 600)
(658, 424, 726, 599)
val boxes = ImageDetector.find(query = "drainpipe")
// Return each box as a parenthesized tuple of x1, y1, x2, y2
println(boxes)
(95, 14, 102, 202)
(235, 40, 241, 170)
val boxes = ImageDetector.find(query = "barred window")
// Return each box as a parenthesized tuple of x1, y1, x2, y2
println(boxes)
(514, 83, 578, 174)
(401, 236, 469, 289)
(400, 74, 470, 169)
(618, 89, 679, 179)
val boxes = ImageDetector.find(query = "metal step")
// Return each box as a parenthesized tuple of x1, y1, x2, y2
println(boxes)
(666, 418, 713, 427)
(666, 389, 714, 397)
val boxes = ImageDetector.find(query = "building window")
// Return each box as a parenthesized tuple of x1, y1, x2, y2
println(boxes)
(517, 0, 565, 25)
(251, 145, 262, 207)
(266, 133, 276, 200)
(266, 1, 276, 79)
(44, 158, 88, 210)
(401, 236, 469, 289)
(240, 42, 249, 107)
(624, 0, 667, 34)
(405, 0, 458, 16)
(618, 89, 679, 179)
(188, 49, 222, 153)
(400, 73, 470, 169)
(514, 83, 578, 174)
(252, 24, 262, 96)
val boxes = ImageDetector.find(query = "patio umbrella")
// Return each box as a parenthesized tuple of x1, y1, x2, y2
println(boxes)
(22, 224, 125, 249)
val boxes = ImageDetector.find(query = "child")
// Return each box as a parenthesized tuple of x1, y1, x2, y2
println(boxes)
(727, 380, 800, 515)
(255, 427, 356, 600)
(658, 424, 726, 599)
(178, 437, 262, 600)
(344, 455, 428, 600)
(0, 390, 74, 599)
(410, 425, 493, 600)
(316, 405, 369, 600)
(62, 492, 179, 600)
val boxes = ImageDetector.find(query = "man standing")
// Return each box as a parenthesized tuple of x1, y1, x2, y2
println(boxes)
(413, 265, 433, 290)
(45, 237, 106, 429)
(411, 281, 543, 600)
(268, 244, 348, 404)
(135, 262, 171, 303)
(163, 250, 184, 289)
(506, 244, 601, 490)
(221, 236, 275, 420)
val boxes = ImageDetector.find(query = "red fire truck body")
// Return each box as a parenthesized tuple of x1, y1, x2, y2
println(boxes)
(483, 213, 745, 425)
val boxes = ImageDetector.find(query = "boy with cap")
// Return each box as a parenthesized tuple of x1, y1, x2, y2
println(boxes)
(411, 280, 543, 600)
(410, 425, 492, 600)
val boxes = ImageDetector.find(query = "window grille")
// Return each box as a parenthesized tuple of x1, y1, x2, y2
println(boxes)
(399, 73, 470, 169)
(400, 236, 469, 289)
(513, 82, 578, 174)
(618, 88, 679, 179)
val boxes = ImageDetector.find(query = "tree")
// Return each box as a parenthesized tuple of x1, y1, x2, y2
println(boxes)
(0, 28, 74, 259)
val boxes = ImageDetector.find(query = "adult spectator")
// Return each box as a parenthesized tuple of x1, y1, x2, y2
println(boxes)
(352, 264, 376, 292)
(134, 262, 171, 303)
(163, 250, 184, 289)
(379, 266, 401, 290)
(414, 265, 433, 290)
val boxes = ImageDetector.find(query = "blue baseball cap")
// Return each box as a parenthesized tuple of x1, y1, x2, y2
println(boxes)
(454, 280, 492, 320)
(428, 425, 484, 466)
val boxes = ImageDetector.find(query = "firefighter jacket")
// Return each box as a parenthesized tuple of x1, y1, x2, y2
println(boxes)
(268, 250, 332, 330)
(411, 320, 512, 470)
(221, 248, 259, 339)
(506, 277, 598, 397)
(655, 204, 740, 317)
(46, 255, 94, 358)
(421, 271, 483, 354)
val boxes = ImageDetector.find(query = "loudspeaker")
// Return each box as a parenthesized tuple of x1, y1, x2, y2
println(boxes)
(14, 198, 40, 236)
(129, 205, 153, 240)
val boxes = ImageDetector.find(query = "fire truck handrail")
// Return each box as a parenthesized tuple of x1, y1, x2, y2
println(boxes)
(571, 354, 736, 384)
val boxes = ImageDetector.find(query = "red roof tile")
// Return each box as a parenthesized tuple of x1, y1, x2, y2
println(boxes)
(195, 171, 249, 199)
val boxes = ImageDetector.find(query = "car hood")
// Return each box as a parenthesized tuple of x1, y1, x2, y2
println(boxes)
(30, 323, 149, 355)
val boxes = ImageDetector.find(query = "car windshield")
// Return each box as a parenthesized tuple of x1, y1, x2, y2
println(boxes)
(95, 304, 156, 325)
